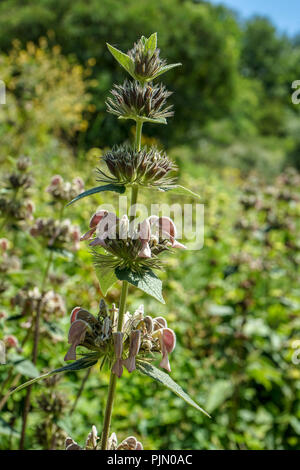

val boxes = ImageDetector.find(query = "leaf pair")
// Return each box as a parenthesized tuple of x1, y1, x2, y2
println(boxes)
(8, 354, 209, 417)
(107, 33, 181, 83)
(67, 182, 200, 207)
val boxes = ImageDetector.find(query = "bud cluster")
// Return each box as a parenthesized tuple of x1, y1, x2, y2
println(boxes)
(97, 145, 177, 189)
(11, 286, 66, 321)
(64, 300, 176, 375)
(30, 218, 81, 251)
(65, 425, 143, 450)
(80, 211, 185, 273)
(46, 175, 84, 202)
(106, 80, 173, 123)
(127, 36, 167, 82)
(0, 156, 34, 226)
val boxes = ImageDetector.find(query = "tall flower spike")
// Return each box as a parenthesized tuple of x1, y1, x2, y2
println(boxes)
(159, 328, 176, 373)
(64, 320, 88, 361)
(112, 332, 124, 378)
(123, 330, 141, 373)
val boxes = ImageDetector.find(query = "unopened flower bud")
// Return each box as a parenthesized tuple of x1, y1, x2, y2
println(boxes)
(123, 330, 141, 373)
(112, 332, 124, 378)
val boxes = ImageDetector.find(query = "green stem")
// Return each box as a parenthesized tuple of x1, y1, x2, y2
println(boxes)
(101, 280, 128, 450)
(135, 119, 143, 151)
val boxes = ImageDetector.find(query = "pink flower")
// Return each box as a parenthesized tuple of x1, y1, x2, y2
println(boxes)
(123, 330, 141, 373)
(158, 328, 176, 372)
(112, 332, 124, 378)
(70, 306, 82, 323)
(158, 216, 186, 249)
(138, 219, 151, 258)
(80, 210, 108, 241)
(64, 320, 88, 361)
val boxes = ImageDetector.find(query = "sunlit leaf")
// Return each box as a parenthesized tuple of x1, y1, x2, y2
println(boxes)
(115, 268, 165, 304)
(106, 43, 135, 78)
(66, 184, 126, 206)
(137, 361, 210, 417)
(9, 354, 100, 395)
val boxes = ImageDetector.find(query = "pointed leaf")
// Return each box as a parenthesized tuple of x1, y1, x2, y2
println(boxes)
(66, 184, 126, 206)
(152, 63, 182, 79)
(137, 361, 210, 417)
(95, 266, 118, 296)
(115, 268, 165, 304)
(145, 33, 157, 55)
(158, 185, 200, 199)
(9, 354, 99, 396)
(107, 43, 135, 78)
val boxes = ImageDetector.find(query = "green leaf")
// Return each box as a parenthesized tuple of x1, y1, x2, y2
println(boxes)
(14, 359, 40, 378)
(137, 361, 210, 417)
(106, 43, 135, 78)
(118, 115, 167, 125)
(66, 184, 126, 206)
(158, 185, 201, 199)
(95, 266, 118, 296)
(9, 354, 99, 396)
(152, 63, 182, 79)
(115, 268, 165, 304)
(145, 32, 157, 55)
(205, 380, 233, 413)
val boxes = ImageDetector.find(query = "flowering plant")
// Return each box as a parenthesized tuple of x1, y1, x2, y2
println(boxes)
(10, 33, 208, 450)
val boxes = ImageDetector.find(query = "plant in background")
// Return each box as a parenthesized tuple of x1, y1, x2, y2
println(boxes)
(0, 163, 84, 448)
(8, 33, 208, 450)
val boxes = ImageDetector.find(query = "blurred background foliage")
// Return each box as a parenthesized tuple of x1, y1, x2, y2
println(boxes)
(0, 0, 299, 450)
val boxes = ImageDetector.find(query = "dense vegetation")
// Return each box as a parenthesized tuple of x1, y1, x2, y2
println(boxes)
(0, 0, 299, 450)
